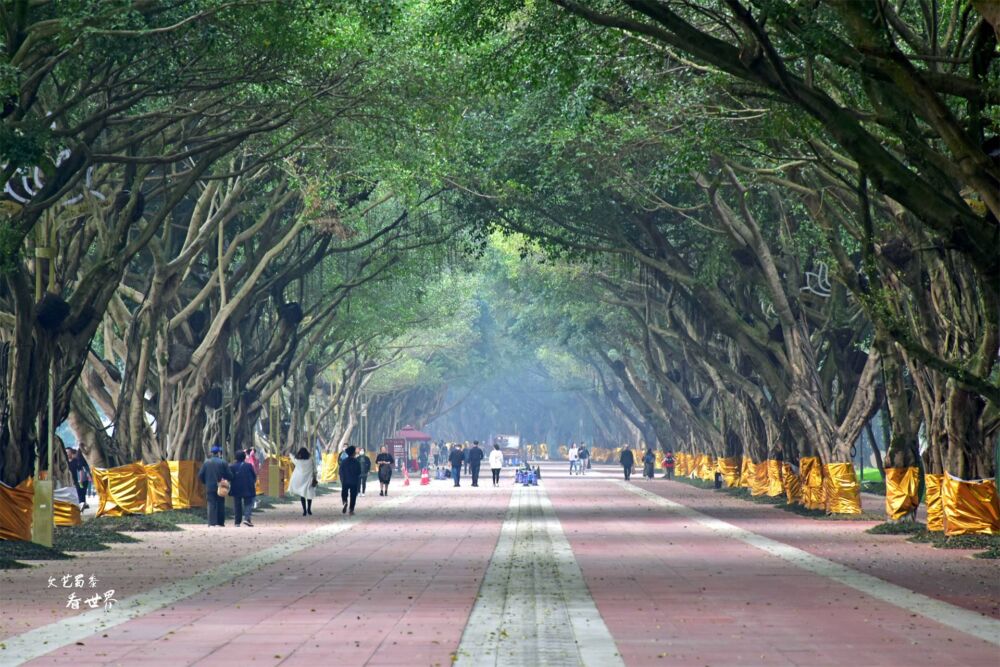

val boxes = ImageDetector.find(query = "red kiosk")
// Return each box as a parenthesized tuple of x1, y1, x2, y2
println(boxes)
(393, 425, 432, 472)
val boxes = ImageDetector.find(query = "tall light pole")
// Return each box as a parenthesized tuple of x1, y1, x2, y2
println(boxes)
(32, 221, 55, 547)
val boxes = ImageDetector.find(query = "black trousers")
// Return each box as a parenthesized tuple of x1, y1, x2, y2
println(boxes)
(233, 496, 250, 525)
(360, 475, 367, 494)
(623, 465, 633, 481)
(491, 468, 501, 484)
(75, 483, 87, 504)
(470, 462, 481, 486)
(665, 468, 674, 479)
(206, 491, 225, 526)
(341, 483, 359, 511)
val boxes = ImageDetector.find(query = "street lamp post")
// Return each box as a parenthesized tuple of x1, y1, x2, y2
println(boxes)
(31, 223, 55, 547)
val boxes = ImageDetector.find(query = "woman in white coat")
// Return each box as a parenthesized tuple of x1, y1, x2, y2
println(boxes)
(288, 447, 317, 516)
(489, 443, 504, 487)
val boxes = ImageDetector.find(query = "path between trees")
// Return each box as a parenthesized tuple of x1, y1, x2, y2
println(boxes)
(0, 463, 996, 666)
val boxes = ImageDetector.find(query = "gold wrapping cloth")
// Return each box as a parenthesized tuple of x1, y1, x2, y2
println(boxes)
(718, 457, 741, 488)
(924, 473, 944, 532)
(690, 454, 704, 478)
(884, 467, 920, 521)
(280, 456, 293, 494)
(750, 460, 769, 496)
(739, 456, 752, 488)
(319, 452, 340, 483)
(942, 475, 1000, 536)
(655, 450, 664, 469)
(782, 463, 802, 505)
(93, 463, 148, 516)
(144, 461, 173, 513)
(558, 446, 568, 460)
(822, 462, 862, 515)
(0, 478, 34, 540)
(698, 455, 717, 482)
(673, 453, 685, 476)
(800, 457, 824, 510)
(54, 486, 82, 527)
(680, 452, 693, 477)
(168, 460, 206, 509)
(539, 444, 549, 460)
(766, 459, 784, 497)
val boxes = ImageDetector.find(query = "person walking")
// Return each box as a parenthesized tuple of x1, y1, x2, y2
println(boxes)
(449, 443, 465, 487)
(469, 441, 484, 487)
(578, 444, 590, 475)
(663, 451, 675, 480)
(642, 448, 656, 480)
(619, 446, 635, 482)
(462, 443, 471, 475)
(339, 445, 362, 515)
(289, 447, 317, 516)
(358, 447, 372, 496)
(376, 445, 394, 496)
(489, 443, 504, 487)
(229, 450, 257, 527)
(66, 447, 91, 510)
(568, 443, 579, 475)
(198, 445, 232, 527)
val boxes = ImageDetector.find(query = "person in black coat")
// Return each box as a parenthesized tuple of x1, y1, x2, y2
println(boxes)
(449, 444, 465, 487)
(358, 447, 372, 496)
(619, 447, 635, 482)
(198, 445, 233, 526)
(468, 441, 484, 487)
(642, 448, 656, 480)
(339, 445, 362, 515)
(229, 450, 257, 527)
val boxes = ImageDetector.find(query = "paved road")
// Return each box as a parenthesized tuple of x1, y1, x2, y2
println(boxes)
(1, 463, 996, 666)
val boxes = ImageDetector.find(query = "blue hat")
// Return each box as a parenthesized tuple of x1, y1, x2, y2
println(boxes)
(211, 445, 222, 454)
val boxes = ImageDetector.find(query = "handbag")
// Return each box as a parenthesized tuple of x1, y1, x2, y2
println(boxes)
(217, 478, 231, 498)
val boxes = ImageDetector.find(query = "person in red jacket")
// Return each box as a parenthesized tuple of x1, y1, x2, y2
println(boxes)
(663, 451, 675, 480)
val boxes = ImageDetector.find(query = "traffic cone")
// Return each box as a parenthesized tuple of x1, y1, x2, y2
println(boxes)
(403, 467, 411, 486)
(420, 468, 430, 485)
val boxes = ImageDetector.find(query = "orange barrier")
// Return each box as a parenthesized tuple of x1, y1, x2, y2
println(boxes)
(942, 475, 1000, 536)
(766, 459, 784, 497)
(93, 462, 148, 516)
(884, 467, 920, 521)
(823, 462, 862, 515)
(0, 479, 34, 540)
(144, 461, 173, 513)
(924, 473, 944, 532)
(168, 460, 206, 509)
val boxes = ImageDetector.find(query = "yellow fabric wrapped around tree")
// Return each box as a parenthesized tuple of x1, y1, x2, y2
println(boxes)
(319, 452, 340, 483)
(673, 453, 685, 476)
(699, 455, 717, 482)
(799, 457, 824, 510)
(782, 463, 802, 504)
(168, 460, 206, 509)
(93, 462, 148, 517)
(739, 456, 752, 487)
(144, 461, 173, 513)
(0, 478, 34, 540)
(539, 443, 549, 460)
(558, 445, 568, 460)
(718, 457, 740, 488)
(822, 462, 862, 514)
(684, 453, 696, 477)
(54, 486, 82, 527)
(942, 475, 1000, 536)
(280, 456, 294, 494)
(750, 460, 769, 496)
(884, 467, 920, 521)
(924, 474, 944, 532)
(766, 460, 784, 497)
(655, 450, 664, 470)
(691, 454, 704, 478)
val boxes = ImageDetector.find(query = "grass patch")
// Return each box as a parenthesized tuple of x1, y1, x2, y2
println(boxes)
(867, 521, 925, 535)
(907, 530, 1000, 555)
(973, 545, 1000, 559)
(89, 513, 184, 532)
(53, 526, 139, 552)
(0, 539, 73, 568)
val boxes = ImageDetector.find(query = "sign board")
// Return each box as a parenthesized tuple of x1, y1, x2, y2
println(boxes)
(495, 434, 520, 450)
(384, 438, 407, 461)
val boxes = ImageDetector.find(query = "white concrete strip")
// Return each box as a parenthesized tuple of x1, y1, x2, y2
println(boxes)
(456, 483, 624, 667)
(618, 481, 1000, 647)
(0, 491, 419, 666)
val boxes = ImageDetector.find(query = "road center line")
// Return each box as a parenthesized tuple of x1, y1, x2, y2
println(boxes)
(618, 480, 1000, 647)
(0, 491, 420, 666)
(455, 483, 624, 667)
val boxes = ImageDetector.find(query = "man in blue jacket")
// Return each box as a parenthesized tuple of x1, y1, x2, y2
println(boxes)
(198, 445, 232, 527)
(449, 444, 465, 487)
(229, 450, 257, 527)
